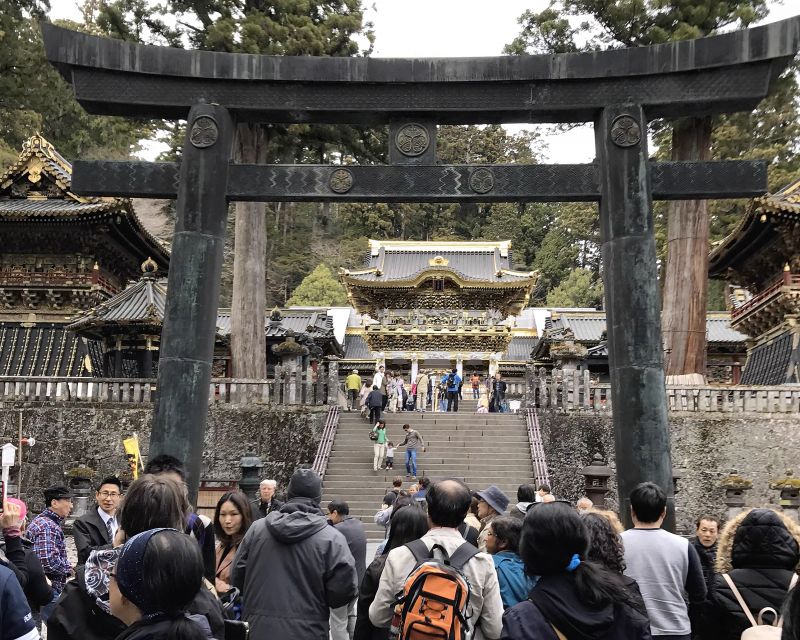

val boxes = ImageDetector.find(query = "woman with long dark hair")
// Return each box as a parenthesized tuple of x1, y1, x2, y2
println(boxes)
(502, 502, 651, 640)
(354, 506, 429, 640)
(581, 511, 647, 617)
(110, 528, 212, 640)
(213, 491, 253, 594)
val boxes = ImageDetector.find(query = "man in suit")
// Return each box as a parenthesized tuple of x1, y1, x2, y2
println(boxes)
(72, 476, 122, 565)
(251, 479, 283, 520)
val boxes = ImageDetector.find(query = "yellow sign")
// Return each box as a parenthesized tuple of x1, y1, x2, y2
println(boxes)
(123, 435, 143, 480)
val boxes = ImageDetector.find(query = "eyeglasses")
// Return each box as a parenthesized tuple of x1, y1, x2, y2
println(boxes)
(98, 491, 121, 498)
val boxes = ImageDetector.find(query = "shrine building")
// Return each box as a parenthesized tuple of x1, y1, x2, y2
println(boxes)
(0, 135, 169, 376)
(709, 178, 800, 384)
(338, 240, 539, 379)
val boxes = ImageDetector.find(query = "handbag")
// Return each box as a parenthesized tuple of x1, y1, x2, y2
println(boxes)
(721, 572, 798, 639)
(369, 430, 378, 441)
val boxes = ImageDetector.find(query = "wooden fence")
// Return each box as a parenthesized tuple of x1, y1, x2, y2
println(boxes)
(529, 368, 800, 414)
(0, 368, 331, 406)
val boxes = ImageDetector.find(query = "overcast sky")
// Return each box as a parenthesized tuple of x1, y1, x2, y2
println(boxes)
(48, 0, 798, 163)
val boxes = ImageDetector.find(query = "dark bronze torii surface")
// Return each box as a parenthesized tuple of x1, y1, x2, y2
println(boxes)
(42, 18, 800, 522)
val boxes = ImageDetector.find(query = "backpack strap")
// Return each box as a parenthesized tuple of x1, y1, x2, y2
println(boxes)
(775, 573, 798, 627)
(722, 573, 759, 628)
(405, 539, 432, 564)
(448, 541, 479, 571)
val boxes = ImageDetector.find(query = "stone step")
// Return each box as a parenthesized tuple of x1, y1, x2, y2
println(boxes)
(327, 453, 533, 463)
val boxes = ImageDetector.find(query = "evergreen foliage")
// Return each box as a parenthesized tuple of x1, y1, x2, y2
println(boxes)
(286, 263, 349, 307)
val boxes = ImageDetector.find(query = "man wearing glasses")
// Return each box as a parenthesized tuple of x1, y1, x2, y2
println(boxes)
(73, 476, 122, 565)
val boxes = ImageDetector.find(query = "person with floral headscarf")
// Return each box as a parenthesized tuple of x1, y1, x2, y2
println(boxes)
(46, 475, 224, 640)
(110, 528, 214, 640)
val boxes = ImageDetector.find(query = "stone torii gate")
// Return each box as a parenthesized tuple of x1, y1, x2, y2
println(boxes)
(43, 18, 800, 522)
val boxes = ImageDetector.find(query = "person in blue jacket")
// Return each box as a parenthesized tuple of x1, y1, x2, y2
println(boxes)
(441, 368, 462, 412)
(0, 562, 40, 640)
(486, 516, 537, 609)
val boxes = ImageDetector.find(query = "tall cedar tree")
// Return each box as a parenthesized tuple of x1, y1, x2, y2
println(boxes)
(507, 0, 779, 381)
(92, 0, 376, 378)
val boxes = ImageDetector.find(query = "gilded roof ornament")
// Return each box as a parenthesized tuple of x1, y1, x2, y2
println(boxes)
(429, 255, 449, 267)
(141, 257, 159, 274)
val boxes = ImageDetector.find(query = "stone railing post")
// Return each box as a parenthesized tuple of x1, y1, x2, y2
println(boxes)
(326, 356, 340, 406)
(770, 470, 800, 522)
(524, 363, 537, 409)
(720, 470, 752, 521)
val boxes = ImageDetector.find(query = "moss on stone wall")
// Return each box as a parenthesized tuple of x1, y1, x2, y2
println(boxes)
(0, 404, 327, 512)
(538, 411, 800, 534)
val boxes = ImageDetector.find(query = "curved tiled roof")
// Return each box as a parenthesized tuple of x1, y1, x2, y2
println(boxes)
(68, 274, 167, 334)
(709, 176, 800, 276)
(0, 134, 169, 269)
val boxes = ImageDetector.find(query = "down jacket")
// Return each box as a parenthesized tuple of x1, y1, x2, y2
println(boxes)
(231, 497, 358, 640)
(709, 508, 800, 640)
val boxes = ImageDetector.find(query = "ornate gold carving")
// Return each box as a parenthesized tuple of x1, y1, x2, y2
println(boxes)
(428, 255, 449, 267)
(26, 158, 44, 184)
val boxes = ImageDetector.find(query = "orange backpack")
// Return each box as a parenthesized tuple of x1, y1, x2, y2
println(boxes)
(393, 540, 477, 640)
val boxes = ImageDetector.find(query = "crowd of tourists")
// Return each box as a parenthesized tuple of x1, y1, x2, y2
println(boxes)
(345, 366, 510, 415)
(2, 461, 800, 640)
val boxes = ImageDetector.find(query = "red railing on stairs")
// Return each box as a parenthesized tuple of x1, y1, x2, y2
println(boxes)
(312, 406, 340, 478)
(525, 407, 551, 487)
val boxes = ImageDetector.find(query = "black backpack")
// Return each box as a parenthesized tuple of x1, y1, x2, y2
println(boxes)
(447, 373, 455, 387)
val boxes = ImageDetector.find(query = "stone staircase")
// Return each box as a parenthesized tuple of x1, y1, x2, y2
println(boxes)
(321, 399, 536, 539)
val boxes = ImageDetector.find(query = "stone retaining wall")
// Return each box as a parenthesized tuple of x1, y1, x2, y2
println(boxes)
(539, 411, 800, 533)
(0, 403, 327, 512)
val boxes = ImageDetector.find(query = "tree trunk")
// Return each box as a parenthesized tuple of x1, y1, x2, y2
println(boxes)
(662, 117, 712, 385)
(230, 123, 267, 379)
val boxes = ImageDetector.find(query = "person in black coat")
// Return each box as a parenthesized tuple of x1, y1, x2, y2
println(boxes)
(708, 508, 800, 640)
(502, 502, 651, 640)
(581, 511, 648, 619)
(250, 479, 283, 520)
(354, 505, 429, 640)
(73, 476, 122, 566)
(46, 475, 225, 640)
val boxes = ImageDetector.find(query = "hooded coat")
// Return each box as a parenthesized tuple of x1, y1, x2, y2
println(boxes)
(709, 508, 800, 640)
(231, 497, 358, 640)
(501, 573, 652, 640)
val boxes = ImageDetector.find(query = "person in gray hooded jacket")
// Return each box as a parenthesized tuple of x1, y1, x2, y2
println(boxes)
(231, 468, 358, 640)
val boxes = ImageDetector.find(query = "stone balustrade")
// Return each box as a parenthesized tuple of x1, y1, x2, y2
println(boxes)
(0, 363, 338, 406)
(526, 367, 800, 414)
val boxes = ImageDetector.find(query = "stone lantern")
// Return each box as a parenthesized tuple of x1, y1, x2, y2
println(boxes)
(672, 468, 685, 495)
(581, 453, 613, 508)
(239, 446, 263, 502)
(720, 470, 752, 521)
(770, 470, 800, 522)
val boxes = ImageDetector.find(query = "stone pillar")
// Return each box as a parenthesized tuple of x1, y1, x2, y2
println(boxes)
(720, 471, 752, 522)
(151, 104, 234, 506)
(770, 471, 800, 522)
(524, 363, 537, 408)
(411, 356, 419, 382)
(287, 359, 298, 404)
(456, 355, 463, 379)
(114, 336, 123, 377)
(327, 356, 340, 406)
(142, 336, 154, 378)
(595, 104, 674, 531)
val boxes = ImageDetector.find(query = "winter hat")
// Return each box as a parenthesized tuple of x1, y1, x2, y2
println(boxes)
(287, 468, 322, 503)
(475, 485, 510, 515)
